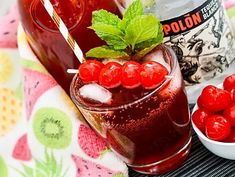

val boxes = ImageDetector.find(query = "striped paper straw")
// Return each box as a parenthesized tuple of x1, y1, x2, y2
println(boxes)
(40, 0, 85, 64)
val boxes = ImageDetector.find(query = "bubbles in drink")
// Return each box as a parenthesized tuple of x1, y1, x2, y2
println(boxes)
(79, 83, 112, 104)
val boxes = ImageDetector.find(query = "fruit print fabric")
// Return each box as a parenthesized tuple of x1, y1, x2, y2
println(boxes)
(0, 28, 128, 175)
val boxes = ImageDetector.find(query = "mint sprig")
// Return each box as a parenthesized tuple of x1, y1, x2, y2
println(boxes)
(90, 24, 127, 50)
(86, 0, 163, 60)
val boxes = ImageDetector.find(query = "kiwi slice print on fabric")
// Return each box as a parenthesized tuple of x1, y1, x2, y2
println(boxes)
(32, 107, 72, 149)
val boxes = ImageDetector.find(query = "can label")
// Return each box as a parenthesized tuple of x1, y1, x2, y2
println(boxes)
(162, 0, 235, 85)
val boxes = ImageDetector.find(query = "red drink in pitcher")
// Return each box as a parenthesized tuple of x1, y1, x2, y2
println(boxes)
(18, 0, 121, 93)
(70, 45, 192, 175)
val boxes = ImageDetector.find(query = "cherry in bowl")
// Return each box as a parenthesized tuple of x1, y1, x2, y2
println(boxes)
(192, 77, 235, 160)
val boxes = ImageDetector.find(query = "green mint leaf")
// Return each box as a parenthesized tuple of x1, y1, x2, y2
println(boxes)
(91, 24, 127, 50)
(135, 34, 163, 50)
(92, 10, 121, 26)
(133, 41, 161, 61)
(119, 0, 144, 30)
(135, 22, 163, 50)
(86, 46, 129, 59)
(133, 23, 164, 60)
(90, 9, 127, 50)
(124, 14, 160, 49)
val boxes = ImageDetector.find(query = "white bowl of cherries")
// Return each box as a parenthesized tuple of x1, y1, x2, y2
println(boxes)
(192, 74, 235, 160)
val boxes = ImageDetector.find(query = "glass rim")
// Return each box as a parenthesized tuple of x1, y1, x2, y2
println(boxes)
(70, 44, 178, 112)
(30, 0, 85, 33)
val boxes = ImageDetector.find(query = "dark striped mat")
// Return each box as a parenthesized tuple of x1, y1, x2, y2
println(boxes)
(129, 105, 235, 177)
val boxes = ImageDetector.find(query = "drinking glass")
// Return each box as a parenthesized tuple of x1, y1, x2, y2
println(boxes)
(70, 44, 192, 175)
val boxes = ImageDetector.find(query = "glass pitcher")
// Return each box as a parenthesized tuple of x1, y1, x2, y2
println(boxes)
(18, 0, 121, 93)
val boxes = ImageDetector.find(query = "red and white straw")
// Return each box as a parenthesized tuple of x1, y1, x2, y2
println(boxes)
(40, 0, 85, 64)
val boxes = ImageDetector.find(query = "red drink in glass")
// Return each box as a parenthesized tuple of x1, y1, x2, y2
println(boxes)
(18, 0, 121, 93)
(70, 44, 192, 175)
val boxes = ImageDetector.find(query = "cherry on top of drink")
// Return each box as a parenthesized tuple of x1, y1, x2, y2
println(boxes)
(78, 0, 169, 90)
(79, 60, 169, 89)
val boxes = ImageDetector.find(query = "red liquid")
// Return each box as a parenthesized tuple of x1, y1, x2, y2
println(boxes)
(71, 45, 192, 174)
(18, 0, 121, 93)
